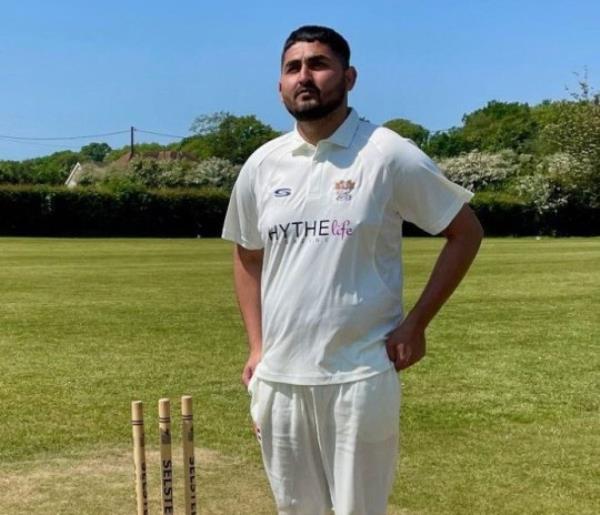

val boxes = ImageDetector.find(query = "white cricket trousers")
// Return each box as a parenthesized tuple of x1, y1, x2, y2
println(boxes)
(248, 368, 401, 515)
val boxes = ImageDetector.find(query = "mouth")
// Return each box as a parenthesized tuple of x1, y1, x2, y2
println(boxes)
(295, 87, 319, 98)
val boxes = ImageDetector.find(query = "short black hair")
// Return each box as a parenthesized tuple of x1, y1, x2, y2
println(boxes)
(282, 25, 351, 69)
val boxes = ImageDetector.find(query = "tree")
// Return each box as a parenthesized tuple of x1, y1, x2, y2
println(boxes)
(187, 112, 280, 164)
(539, 100, 600, 207)
(0, 151, 80, 184)
(438, 149, 520, 191)
(460, 100, 539, 153)
(519, 72, 600, 211)
(565, 66, 600, 104)
(186, 157, 241, 190)
(530, 100, 565, 155)
(0, 160, 25, 184)
(189, 112, 229, 135)
(80, 142, 112, 162)
(26, 151, 80, 184)
(423, 128, 470, 158)
(383, 118, 429, 148)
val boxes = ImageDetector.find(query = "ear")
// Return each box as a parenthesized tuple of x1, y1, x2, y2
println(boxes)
(278, 80, 283, 101)
(345, 66, 357, 91)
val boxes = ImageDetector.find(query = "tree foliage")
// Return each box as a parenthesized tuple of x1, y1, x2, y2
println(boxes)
(460, 100, 539, 153)
(383, 118, 429, 148)
(511, 73, 600, 212)
(185, 112, 280, 164)
(438, 150, 523, 192)
(423, 101, 543, 157)
(80, 142, 112, 163)
(533, 100, 600, 208)
(77, 156, 241, 192)
(0, 151, 79, 184)
(424, 128, 468, 158)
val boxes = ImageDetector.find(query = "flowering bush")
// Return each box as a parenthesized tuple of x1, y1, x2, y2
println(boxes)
(438, 150, 522, 191)
(516, 153, 596, 214)
(75, 157, 240, 191)
(185, 158, 241, 190)
(536, 99, 600, 209)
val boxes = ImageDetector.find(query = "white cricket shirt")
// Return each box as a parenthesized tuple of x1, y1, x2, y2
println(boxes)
(222, 109, 473, 385)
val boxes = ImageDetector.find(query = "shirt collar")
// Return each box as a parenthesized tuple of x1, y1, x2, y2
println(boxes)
(290, 108, 360, 154)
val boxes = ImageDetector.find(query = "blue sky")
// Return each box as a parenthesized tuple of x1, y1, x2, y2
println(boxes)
(1, 0, 598, 160)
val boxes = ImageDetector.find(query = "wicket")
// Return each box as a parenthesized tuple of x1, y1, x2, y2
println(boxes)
(131, 396, 197, 515)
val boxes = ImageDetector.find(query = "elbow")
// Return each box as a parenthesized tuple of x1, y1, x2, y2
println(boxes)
(442, 205, 484, 247)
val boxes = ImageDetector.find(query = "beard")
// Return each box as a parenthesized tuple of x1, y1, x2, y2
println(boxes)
(284, 79, 347, 121)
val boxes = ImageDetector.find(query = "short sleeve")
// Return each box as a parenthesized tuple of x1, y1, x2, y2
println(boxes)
(221, 162, 264, 249)
(393, 149, 473, 235)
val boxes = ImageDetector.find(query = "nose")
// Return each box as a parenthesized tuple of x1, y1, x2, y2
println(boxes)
(298, 63, 312, 84)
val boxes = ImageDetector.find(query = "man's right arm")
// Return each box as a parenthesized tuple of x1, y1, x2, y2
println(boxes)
(233, 244, 264, 386)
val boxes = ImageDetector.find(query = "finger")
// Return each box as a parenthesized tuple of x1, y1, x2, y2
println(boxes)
(385, 340, 397, 362)
(396, 344, 410, 370)
(242, 367, 252, 387)
(395, 346, 404, 370)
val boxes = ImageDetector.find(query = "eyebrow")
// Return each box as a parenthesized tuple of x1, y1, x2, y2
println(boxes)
(282, 54, 332, 70)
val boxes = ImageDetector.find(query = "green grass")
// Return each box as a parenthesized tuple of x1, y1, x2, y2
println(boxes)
(0, 237, 598, 514)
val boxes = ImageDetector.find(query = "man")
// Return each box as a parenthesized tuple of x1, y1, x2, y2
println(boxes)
(222, 25, 483, 515)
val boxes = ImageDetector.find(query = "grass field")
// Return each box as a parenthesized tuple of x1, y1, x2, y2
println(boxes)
(0, 237, 598, 514)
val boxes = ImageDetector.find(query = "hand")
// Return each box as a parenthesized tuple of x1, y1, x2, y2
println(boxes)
(242, 351, 262, 439)
(385, 319, 426, 371)
(241, 350, 261, 387)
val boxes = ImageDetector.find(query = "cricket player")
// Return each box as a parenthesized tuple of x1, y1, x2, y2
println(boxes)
(222, 25, 483, 515)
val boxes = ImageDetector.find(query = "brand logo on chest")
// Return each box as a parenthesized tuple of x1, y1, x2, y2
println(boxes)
(273, 188, 292, 197)
(334, 180, 356, 201)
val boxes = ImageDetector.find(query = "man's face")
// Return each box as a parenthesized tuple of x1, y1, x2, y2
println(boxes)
(279, 41, 356, 122)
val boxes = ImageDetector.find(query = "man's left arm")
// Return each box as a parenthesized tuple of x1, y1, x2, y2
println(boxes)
(386, 204, 484, 371)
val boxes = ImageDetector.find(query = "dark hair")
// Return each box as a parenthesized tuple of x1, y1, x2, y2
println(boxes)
(282, 25, 351, 69)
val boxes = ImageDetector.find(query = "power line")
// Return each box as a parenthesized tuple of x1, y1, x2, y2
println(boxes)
(0, 130, 129, 141)
(0, 126, 195, 160)
(0, 127, 192, 162)
(0, 138, 80, 150)
(0, 127, 190, 143)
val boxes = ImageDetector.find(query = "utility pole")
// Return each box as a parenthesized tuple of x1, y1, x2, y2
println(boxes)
(130, 126, 135, 157)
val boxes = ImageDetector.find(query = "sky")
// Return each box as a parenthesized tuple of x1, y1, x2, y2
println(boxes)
(1, 0, 599, 160)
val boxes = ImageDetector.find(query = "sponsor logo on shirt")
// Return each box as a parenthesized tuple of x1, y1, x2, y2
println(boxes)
(267, 219, 353, 242)
(273, 188, 292, 197)
(334, 180, 355, 201)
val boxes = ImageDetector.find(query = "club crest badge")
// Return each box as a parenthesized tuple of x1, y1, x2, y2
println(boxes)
(334, 180, 356, 201)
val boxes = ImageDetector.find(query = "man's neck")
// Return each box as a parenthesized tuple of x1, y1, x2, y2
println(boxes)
(296, 105, 351, 146)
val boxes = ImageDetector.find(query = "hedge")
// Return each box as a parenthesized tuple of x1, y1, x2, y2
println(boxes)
(471, 192, 600, 236)
(0, 186, 229, 237)
(0, 185, 598, 237)
(469, 192, 538, 236)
